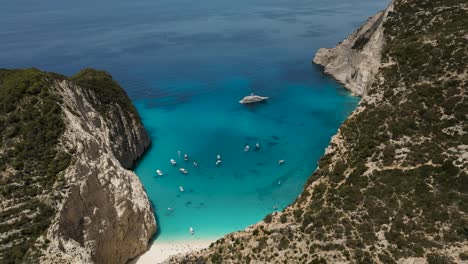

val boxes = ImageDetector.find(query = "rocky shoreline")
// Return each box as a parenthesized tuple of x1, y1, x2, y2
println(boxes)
(313, 2, 394, 97)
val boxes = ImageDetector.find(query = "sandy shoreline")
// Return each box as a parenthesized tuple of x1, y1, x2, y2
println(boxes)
(131, 238, 215, 264)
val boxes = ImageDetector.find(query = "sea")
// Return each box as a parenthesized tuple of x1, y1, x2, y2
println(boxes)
(0, 0, 388, 242)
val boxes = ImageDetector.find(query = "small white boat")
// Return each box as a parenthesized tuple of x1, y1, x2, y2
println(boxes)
(167, 207, 173, 211)
(278, 180, 281, 185)
(179, 168, 188, 174)
(156, 169, 163, 176)
(256, 141, 260, 149)
(216, 160, 222, 166)
(217, 154, 221, 160)
(184, 154, 189, 161)
(193, 161, 198, 168)
(189, 227, 194, 235)
(244, 145, 250, 152)
(278, 160, 285, 165)
(170, 159, 177, 166)
(179, 186, 184, 192)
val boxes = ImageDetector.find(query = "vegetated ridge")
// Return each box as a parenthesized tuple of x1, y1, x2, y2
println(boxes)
(0, 68, 156, 264)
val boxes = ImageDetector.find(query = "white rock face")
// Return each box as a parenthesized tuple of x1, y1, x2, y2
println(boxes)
(239, 95, 269, 104)
(313, 2, 394, 96)
(40, 80, 156, 264)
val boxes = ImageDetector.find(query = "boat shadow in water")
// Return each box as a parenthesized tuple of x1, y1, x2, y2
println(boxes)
(241, 100, 269, 111)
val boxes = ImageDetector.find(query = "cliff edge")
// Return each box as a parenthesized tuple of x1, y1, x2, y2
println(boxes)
(169, 0, 467, 262)
(313, 2, 393, 96)
(0, 68, 156, 263)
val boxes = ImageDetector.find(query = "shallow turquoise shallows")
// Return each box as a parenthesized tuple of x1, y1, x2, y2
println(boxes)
(134, 76, 358, 241)
(0, 0, 389, 242)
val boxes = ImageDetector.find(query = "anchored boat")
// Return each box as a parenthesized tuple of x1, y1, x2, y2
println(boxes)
(239, 93, 269, 104)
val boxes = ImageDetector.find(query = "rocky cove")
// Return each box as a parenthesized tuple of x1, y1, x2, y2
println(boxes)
(1, 0, 467, 263)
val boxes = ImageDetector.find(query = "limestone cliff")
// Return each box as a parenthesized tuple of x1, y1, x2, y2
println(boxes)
(0, 69, 156, 263)
(169, 0, 468, 263)
(313, 2, 393, 96)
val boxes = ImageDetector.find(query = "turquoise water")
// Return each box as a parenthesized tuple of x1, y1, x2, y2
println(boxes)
(135, 77, 358, 241)
(0, 0, 388, 242)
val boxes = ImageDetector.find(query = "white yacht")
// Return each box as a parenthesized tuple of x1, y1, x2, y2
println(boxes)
(170, 159, 177, 166)
(244, 145, 250, 152)
(278, 160, 285, 165)
(189, 227, 194, 235)
(217, 154, 221, 160)
(239, 94, 269, 104)
(156, 169, 163, 176)
(179, 168, 188, 174)
(256, 141, 260, 149)
(184, 153, 189, 161)
(179, 186, 184, 192)
(193, 161, 198, 168)
(216, 160, 222, 166)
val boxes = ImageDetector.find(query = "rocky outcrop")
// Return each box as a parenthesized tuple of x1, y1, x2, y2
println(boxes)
(313, 2, 394, 96)
(0, 69, 156, 264)
(69, 68, 151, 169)
(39, 78, 156, 264)
(169, 0, 468, 263)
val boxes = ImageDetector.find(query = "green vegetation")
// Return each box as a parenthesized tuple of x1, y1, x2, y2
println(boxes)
(294, 0, 467, 261)
(0, 68, 71, 263)
(71, 68, 138, 118)
(0, 67, 147, 263)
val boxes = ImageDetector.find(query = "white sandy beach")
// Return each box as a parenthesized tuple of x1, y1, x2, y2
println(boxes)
(131, 239, 214, 264)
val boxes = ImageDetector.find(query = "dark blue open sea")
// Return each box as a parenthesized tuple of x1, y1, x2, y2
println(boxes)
(0, 0, 388, 242)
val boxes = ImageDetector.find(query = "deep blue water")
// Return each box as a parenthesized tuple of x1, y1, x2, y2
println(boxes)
(0, 0, 388, 241)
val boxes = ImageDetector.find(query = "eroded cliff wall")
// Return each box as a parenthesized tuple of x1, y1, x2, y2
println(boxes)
(0, 69, 156, 264)
(313, 2, 393, 96)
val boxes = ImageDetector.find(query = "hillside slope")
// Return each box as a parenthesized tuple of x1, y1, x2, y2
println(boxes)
(170, 0, 467, 263)
(0, 68, 156, 263)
